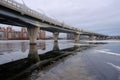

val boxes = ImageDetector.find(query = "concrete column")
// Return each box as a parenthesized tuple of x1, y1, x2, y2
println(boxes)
(89, 35, 95, 40)
(27, 27, 39, 45)
(74, 34, 80, 43)
(96, 36, 100, 40)
(94, 36, 97, 40)
(103, 37, 106, 40)
(101, 37, 103, 40)
(99, 37, 101, 40)
(53, 41, 59, 51)
(53, 32, 59, 42)
(28, 44, 40, 63)
(96, 36, 98, 40)
(96, 36, 99, 40)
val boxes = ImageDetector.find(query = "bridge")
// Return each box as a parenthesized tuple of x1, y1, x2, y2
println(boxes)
(0, 0, 108, 44)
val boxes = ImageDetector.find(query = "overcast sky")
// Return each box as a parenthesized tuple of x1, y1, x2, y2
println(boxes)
(14, 0, 120, 36)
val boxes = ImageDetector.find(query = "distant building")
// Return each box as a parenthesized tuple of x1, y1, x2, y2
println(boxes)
(20, 28, 28, 40)
(0, 27, 6, 40)
(38, 30, 46, 40)
(0, 26, 46, 40)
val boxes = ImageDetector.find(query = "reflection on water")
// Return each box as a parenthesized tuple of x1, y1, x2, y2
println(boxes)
(0, 40, 99, 80)
(0, 43, 13, 53)
(6, 43, 12, 52)
(21, 42, 27, 52)
(38, 41, 46, 50)
(0, 41, 47, 65)
(0, 41, 47, 80)
(28, 44, 40, 64)
(53, 41, 59, 51)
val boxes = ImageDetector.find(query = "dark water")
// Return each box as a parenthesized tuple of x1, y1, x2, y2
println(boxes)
(0, 40, 120, 80)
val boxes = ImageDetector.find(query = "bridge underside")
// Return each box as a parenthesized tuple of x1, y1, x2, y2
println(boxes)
(0, 5, 76, 33)
(0, 4, 108, 44)
(81, 33, 108, 38)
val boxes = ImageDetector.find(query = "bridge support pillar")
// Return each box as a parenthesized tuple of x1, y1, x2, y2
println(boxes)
(103, 36, 106, 40)
(53, 40, 59, 51)
(74, 34, 80, 43)
(27, 27, 39, 45)
(99, 37, 101, 40)
(28, 44, 40, 63)
(96, 36, 98, 40)
(53, 32, 59, 42)
(89, 35, 95, 40)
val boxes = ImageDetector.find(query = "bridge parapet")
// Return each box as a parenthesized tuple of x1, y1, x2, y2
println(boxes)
(0, 0, 90, 34)
(0, 0, 62, 26)
(0, 0, 109, 40)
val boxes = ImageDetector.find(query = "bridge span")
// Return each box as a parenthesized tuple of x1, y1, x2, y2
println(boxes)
(0, 0, 108, 44)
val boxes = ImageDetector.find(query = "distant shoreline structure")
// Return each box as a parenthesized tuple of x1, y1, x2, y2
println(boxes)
(0, 26, 46, 40)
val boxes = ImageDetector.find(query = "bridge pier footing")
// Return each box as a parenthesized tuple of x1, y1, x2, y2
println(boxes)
(53, 32, 59, 42)
(28, 44, 40, 63)
(27, 27, 40, 63)
(53, 41, 59, 51)
(27, 27, 39, 45)
(74, 34, 80, 43)
(89, 35, 95, 40)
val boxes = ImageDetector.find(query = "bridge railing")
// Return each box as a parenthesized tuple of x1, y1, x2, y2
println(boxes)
(0, 0, 95, 34)
(0, 0, 63, 27)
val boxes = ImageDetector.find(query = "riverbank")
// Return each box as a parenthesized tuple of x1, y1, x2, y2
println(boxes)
(1, 40, 119, 80)
(26, 47, 95, 80)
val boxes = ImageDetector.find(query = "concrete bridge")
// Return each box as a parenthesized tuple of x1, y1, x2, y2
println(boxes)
(0, 0, 108, 44)
(80, 32, 108, 40)
(67, 32, 108, 40)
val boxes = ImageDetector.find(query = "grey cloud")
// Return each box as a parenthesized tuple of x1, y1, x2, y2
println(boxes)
(15, 0, 120, 35)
